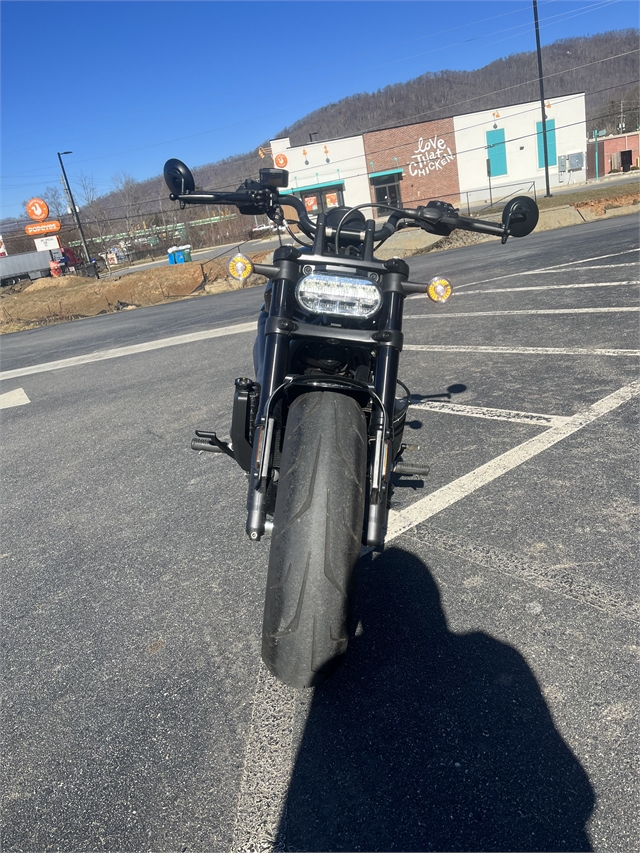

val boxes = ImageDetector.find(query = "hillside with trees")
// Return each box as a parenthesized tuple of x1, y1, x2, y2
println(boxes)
(2, 29, 637, 258)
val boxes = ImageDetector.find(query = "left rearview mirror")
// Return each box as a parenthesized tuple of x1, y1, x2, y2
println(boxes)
(164, 159, 196, 195)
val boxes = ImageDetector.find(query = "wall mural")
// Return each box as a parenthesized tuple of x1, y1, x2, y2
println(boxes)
(409, 135, 456, 176)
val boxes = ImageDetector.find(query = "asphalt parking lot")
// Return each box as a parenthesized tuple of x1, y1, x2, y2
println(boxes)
(1, 214, 638, 852)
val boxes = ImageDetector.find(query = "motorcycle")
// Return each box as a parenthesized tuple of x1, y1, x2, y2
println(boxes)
(163, 159, 539, 688)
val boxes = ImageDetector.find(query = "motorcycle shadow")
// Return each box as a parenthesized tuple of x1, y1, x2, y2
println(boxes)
(275, 547, 594, 852)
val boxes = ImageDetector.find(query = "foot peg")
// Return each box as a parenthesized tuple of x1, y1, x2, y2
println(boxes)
(191, 430, 235, 460)
(393, 461, 430, 477)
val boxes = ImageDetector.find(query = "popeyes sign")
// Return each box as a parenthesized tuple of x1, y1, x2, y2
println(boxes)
(26, 198, 50, 221)
(25, 220, 61, 236)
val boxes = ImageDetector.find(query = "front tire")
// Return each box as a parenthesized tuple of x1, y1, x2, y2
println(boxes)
(262, 391, 367, 688)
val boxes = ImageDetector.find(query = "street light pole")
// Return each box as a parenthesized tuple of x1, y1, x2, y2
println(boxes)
(57, 151, 98, 278)
(532, 0, 552, 198)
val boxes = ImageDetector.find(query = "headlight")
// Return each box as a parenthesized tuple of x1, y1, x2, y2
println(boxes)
(295, 273, 382, 319)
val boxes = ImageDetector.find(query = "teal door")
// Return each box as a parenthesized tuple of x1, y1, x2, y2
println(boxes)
(486, 128, 507, 176)
(536, 119, 557, 167)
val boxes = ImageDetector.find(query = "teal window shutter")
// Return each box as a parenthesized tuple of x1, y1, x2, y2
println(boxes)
(536, 119, 557, 167)
(486, 129, 507, 176)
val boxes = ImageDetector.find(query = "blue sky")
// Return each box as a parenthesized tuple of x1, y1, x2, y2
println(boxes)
(1, 0, 638, 219)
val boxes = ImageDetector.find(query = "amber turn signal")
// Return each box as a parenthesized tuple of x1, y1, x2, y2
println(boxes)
(228, 254, 254, 281)
(427, 276, 452, 302)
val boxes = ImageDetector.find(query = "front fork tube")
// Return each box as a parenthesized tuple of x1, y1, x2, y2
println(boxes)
(366, 290, 404, 547)
(247, 276, 292, 541)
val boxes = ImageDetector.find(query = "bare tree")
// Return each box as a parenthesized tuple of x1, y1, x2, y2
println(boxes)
(42, 186, 67, 219)
(76, 173, 117, 259)
(112, 171, 144, 242)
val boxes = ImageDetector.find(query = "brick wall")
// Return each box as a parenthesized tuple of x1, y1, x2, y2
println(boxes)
(363, 118, 460, 207)
(603, 132, 639, 171)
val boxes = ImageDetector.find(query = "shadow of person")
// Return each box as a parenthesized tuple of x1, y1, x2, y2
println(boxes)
(276, 547, 594, 852)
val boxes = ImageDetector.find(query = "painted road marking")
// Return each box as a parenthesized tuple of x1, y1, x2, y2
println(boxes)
(409, 529, 639, 622)
(0, 322, 257, 382)
(403, 306, 639, 319)
(556, 262, 640, 270)
(404, 344, 640, 357)
(413, 278, 640, 300)
(455, 247, 639, 288)
(231, 666, 297, 852)
(386, 379, 640, 540)
(409, 401, 570, 427)
(455, 280, 639, 295)
(0, 388, 30, 409)
(232, 378, 640, 850)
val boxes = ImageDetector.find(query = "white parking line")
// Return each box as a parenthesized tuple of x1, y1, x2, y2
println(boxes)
(231, 667, 297, 853)
(232, 378, 640, 850)
(409, 401, 570, 427)
(455, 280, 638, 295)
(404, 344, 640, 357)
(0, 388, 30, 409)
(458, 247, 639, 288)
(0, 322, 257, 382)
(386, 379, 640, 540)
(403, 306, 639, 318)
(558, 262, 640, 270)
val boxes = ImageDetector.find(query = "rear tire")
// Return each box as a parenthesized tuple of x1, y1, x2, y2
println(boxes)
(262, 391, 367, 688)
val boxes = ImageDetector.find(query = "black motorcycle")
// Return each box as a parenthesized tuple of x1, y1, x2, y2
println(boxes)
(163, 159, 539, 688)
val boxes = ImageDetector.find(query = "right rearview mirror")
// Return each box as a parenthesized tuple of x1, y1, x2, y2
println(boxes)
(164, 159, 196, 195)
(502, 196, 539, 237)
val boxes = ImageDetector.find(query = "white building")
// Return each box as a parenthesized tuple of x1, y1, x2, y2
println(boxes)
(453, 93, 587, 205)
(269, 93, 588, 214)
(269, 134, 369, 214)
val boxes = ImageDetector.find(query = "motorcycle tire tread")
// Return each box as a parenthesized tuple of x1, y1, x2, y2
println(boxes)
(261, 391, 367, 688)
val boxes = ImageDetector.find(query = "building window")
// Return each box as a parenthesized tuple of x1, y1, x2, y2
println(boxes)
(486, 128, 507, 177)
(298, 185, 344, 214)
(370, 172, 403, 215)
(536, 118, 557, 167)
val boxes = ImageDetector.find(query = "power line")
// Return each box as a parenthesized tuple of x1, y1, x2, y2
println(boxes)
(3, 101, 634, 243)
(0, 0, 592, 153)
(1, 62, 637, 214)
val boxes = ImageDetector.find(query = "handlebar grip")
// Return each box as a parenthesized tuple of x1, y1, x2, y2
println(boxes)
(172, 191, 255, 205)
(441, 213, 505, 237)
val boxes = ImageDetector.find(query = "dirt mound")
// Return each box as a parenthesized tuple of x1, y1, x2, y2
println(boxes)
(0, 250, 272, 334)
(1, 185, 638, 335)
(573, 191, 640, 216)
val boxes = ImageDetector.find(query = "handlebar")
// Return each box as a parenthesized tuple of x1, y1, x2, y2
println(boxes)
(170, 188, 509, 243)
(165, 158, 538, 247)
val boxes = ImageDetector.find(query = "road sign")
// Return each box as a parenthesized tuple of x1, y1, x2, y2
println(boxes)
(26, 198, 49, 222)
(25, 220, 61, 236)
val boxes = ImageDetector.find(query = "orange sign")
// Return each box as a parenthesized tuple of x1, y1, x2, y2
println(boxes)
(26, 198, 49, 221)
(274, 153, 288, 168)
(25, 220, 61, 235)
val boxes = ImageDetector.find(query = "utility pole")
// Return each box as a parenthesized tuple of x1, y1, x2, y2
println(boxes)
(57, 151, 98, 278)
(618, 101, 626, 134)
(532, 0, 552, 197)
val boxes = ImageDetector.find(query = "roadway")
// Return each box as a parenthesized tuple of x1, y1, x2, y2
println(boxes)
(1, 214, 638, 851)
